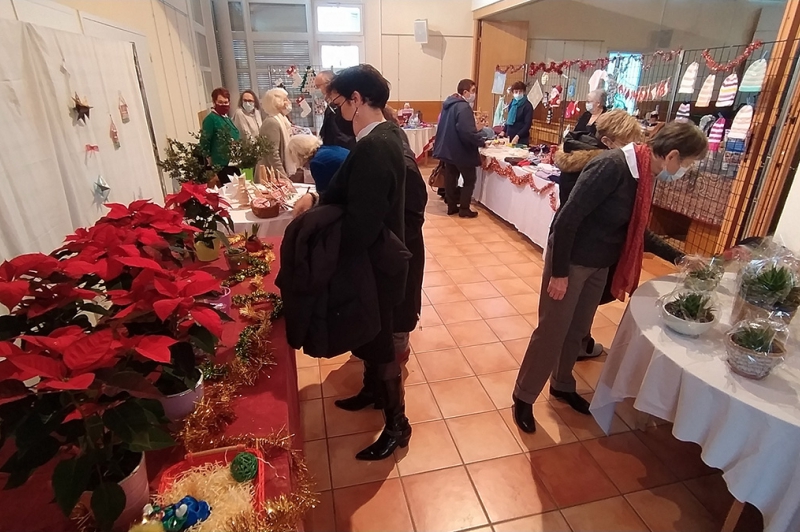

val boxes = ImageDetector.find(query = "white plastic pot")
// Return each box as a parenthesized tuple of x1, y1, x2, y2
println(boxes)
(78, 452, 149, 532)
(159, 374, 204, 421)
(660, 300, 716, 338)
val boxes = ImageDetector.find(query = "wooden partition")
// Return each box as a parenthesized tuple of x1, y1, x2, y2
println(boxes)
(475, 21, 529, 120)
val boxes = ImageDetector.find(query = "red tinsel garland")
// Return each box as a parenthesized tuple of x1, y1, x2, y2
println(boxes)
(496, 57, 611, 77)
(481, 156, 558, 212)
(642, 48, 683, 70)
(702, 40, 763, 72)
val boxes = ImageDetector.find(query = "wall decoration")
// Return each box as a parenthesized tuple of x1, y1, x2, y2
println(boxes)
(675, 103, 691, 122)
(702, 40, 763, 72)
(110, 116, 120, 149)
(299, 66, 315, 93)
(548, 85, 562, 107)
(527, 79, 543, 110)
(728, 104, 754, 140)
(492, 71, 507, 95)
(740, 58, 767, 92)
(678, 61, 699, 94)
(71, 93, 92, 123)
(708, 117, 726, 151)
(287, 65, 302, 88)
(119, 93, 129, 122)
(716, 73, 739, 107)
(642, 48, 683, 70)
(296, 96, 311, 118)
(93, 175, 110, 202)
(697, 74, 716, 107)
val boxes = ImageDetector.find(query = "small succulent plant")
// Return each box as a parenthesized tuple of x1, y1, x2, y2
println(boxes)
(665, 293, 715, 323)
(730, 325, 782, 354)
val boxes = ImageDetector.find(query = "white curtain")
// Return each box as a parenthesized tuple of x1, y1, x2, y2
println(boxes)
(0, 19, 163, 261)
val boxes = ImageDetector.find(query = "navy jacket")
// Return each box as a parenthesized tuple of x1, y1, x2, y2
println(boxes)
(433, 95, 484, 168)
(503, 98, 534, 145)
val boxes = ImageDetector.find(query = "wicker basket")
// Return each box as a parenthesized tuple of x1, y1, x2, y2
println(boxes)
(724, 334, 785, 380)
(251, 197, 280, 219)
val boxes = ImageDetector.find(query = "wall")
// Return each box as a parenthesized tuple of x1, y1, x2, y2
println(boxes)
(775, 168, 800, 254)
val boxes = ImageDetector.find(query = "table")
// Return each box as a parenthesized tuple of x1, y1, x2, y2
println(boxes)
(590, 273, 800, 532)
(230, 184, 313, 238)
(474, 147, 560, 249)
(403, 126, 436, 160)
(0, 237, 302, 531)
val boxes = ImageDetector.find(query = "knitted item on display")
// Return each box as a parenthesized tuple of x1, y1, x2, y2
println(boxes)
(728, 105, 754, 140)
(740, 59, 767, 92)
(527, 79, 544, 109)
(697, 74, 716, 107)
(675, 103, 691, 122)
(716, 73, 739, 107)
(678, 62, 699, 94)
(588, 69, 608, 91)
(565, 101, 578, 119)
(708, 117, 726, 151)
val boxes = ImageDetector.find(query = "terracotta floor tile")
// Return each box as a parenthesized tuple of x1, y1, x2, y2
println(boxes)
(625, 483, 718, 532)
(683, 473, 735, 526)
(462, 343, 519, 375)
(598, 303, 626, 325)
(505, 293, 540, 315)
(483, 240, 518, 253)
(447, 320, 501, 347)
(328, 431, 398, 489)
(467, 454, 556, 522)
(561, 496, 649, 532)
(478, 264, 518, 281)
(304, 439, 332, 492)
(529, 442, 619, 508)
(403, 355, 427, 385)
(550, 395, 630, 440)
(471, 297, 519, 319)
(465, 224, 494, 235)
(301, 398, 326, 441)
(320, 362, 364, 398)
(447, 411, 522, 463)
(426, 236, 452, 247)
(318, 352, 356, 367)
(304, 490, 335, 532)
(523, 313, 539, 327)
(405, 383, 443, 423)
(394, 420, 462, 476)
(439, 226, 469, 237)
(508, 261, 545, 278)
(423, 270, 456, 288)
(333, 479, 412, 532)
(496, 251, 533, 265)
(429, 376, 495, 418)
(485, 315, 534, 341)
(296, 350, 318, 368)
(499, 403, 578, 452)
(423, 257, 444, 272)
(573, 356, 605, 390)
(436, 254, 473, 270)
(633, 425, 719, 480)
(503, 338, 530, 364)
(450, 234, 480, 246)
(416, 348, 475, 382)
(493, 512, 572, 532)
(323, 396, 385, 438)
(459, 281, 503, 300)
(521, 275, 544, 292)
(448, 267, 488, 284)
(298, 366, 322, 400)
(591, 325, 619, 349)
(410, 324, 457, 353)
(492, 278, 537, 297)
(425, 285, 467, 304)
(432, 246, 466, 258)
(478, 370, 518, 409)
(466, 253, 504, 267)
(473, 233, 506, 244)
(434, 301, 483, 324)
(421, 290, 431, 306)
(591, 311, 616, 330)
(456, 243, 491, 256)
(583, 432, 677, 493)
(419, 305, 443, 327)
(403, 467, 488, 531)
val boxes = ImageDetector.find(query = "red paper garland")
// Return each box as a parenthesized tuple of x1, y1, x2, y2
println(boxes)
(642, 48, 683, 71)
(702, 40, 763, 73)
(481, 156, 558, 212)
(496, 57, 611, 77)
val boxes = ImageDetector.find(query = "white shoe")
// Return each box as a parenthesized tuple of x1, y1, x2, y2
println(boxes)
(578, 341, 604, 360)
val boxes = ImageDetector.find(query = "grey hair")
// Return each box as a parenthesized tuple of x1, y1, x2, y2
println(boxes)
(589, 89, 608, 108)
(287, 134, 322, 167)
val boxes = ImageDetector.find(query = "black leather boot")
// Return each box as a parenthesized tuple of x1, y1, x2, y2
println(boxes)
(335, 365, 385, 411)
(549, 386, 591, 415)
(355, 376, 411, 461)
(512, 395, 536, 433)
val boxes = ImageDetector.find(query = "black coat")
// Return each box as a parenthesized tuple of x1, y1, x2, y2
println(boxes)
(320, 105, 356, 150)
(433, 95, 484, 168)
(503, 98, 534, 145)
(276, 205, 411, 358)
(573, 110, 605, 137)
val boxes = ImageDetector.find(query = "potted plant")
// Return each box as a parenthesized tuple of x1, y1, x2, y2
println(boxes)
(158, 134, 219, 185)
(245, 223, 263, 253)
(660, 291, 717, 337)
(166, 183, 234, 262)
(734, 261, 800, 324)
(682, 256, 725, 292)
(230, 135, 273, 182)
(724, 318, 789, 379)
(224, 246, 249, 272)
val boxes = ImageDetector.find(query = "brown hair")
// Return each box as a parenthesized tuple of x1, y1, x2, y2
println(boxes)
(510, 81, 527, 92)
(595, 110, 644, 145)
(238, 89, 260, 110)
(457, 79, 476, 95)
(382, 106, 400, 125)
(211, 87, 230, 102)
(649, 121, 708, 159)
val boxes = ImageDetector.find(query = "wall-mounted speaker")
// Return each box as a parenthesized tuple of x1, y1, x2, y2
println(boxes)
(414, 19, 428, 44)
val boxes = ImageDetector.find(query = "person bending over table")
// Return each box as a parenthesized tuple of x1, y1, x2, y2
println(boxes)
(503, 81, 534, 145)
(512, 121, 709, 434)
(286, 134, 349, 194)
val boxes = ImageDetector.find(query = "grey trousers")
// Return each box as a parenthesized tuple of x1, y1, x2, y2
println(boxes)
(514, 247, 608, 403)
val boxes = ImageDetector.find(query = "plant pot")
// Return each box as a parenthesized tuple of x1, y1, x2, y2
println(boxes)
(195, 238, 220, 262)
(78, 452, 149, 532)
(732, 295, 797, 326)
(683, 276, 721, 292)
(243, 167, 254, 182)
(245, 236, 263, 253)
(724, 334, 785, 379)
(224, 248, 249, 272)
(660, 300, 716, 337)
(203, 286, 232, 316)
(159, 374, 204, 421)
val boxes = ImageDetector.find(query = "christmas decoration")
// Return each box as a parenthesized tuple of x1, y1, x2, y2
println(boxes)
(588, 69, 608, 91)
(527, 79, 544, 110)
(708, 117, 726, 151)
(716, 73, 739, 107)
(678, 61, 699, 94)
(548, 85, 563, 107)
(296, 96, 311, 118)
(85, 144, 99, 155)
(492, 71, 507, 95)
(71, 93, 92, 123)
(286, 65, 302, 88)
(697, 74, 716, 107)
(675, 103, 691, 122)
(702, 40, 763, 73)
(93, 175, 110, 202)
(565, 101, 579, 119)
(110, 116, 120, 149)
(728, 104, 754, 140)
(119, 94, 130, 122)
(230, 452, 259, 482)
(740, 58, 767, 92)
(642, 48, 683, 70)
(481, 156, 558, 212)
(299, 66, 316, 93)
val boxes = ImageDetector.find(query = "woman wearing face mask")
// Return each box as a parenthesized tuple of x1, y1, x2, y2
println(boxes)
(574, 89, 608, 136)
(512, 121, 708, 434)
(503, 81, 534, 145)
(199, 87, 240, 184)
(259, 88, 294, 177)
(232, 90, 263, 139)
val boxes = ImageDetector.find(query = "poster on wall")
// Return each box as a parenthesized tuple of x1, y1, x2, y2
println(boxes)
(492, 71, 507, 95)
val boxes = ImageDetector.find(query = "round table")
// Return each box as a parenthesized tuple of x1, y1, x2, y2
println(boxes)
(590, 274, 800, 532)
(229, 184, 314, 238)
(403, 126, 436, 159)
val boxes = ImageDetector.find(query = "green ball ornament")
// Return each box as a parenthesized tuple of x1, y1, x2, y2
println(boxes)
(230, 452, 258, 482)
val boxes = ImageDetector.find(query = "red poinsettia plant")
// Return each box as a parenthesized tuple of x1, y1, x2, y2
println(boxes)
(165, 183, 234, 249)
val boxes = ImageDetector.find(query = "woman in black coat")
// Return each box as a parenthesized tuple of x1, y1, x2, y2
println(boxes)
(573, 89, 608, 136)
(503, 81, 534, 145)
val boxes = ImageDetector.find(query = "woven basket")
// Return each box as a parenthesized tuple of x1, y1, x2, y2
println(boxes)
(251, 197, 280, 219)
(724, 334, 785, 380)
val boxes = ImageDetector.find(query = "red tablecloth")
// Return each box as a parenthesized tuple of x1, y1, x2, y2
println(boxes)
(0, 236, 300, 531)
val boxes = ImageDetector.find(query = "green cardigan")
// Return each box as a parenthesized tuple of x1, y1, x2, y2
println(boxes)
(200, 111, 240, 167)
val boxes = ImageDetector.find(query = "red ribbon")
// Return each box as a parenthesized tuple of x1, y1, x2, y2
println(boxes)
(85, 144, 99, 153)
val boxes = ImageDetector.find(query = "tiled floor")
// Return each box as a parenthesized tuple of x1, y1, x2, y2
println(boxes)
(298, 186, 762, 532)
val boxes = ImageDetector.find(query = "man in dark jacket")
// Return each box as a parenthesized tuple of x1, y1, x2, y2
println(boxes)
(433, 79, 486, 218)
(315, 70, 356, 150)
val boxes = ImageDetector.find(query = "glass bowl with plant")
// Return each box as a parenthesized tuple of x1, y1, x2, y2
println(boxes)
(680, 255, 725, 292)
(725, 318, 789, 379)
(735, 259, 800, 324)
(659, 290, 717, 337)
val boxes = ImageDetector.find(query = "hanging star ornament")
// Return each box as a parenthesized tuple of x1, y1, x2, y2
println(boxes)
(72, 93, 92, 123)
(93, 176, 110, 202)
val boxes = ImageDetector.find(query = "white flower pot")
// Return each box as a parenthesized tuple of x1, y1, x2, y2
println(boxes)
(159, 374, 204, 421)
(79, 452, 149, 532)
(660, 300, 716, 338)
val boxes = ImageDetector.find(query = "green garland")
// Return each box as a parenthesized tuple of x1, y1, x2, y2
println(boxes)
(199, 360, 229, 381)
(223, 255, 271, 287)
(232, 289, 283, 320)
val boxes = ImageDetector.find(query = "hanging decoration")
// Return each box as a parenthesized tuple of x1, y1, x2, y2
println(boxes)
(696, 74, 716, 107)
(548, 85, 563, 107)
(527, 79, 544, 111)
(708, 117, 726, 151)
(616, 76, 671, 102)
(119, 93, 130, 123)
(299, 66, 316, 93)
(678, 61, 699, 94)
(642, 48, 683, 70)
(740, 58, 767, 92)
(588, 69, 609, 92)
(296, 96, 311, 118)
(481, 156, 558, 212)
(702, 40, 763, 72)
(567, 77, 577, 99)
(85, 144, 99, 155)
(71, 93, 92, 123)
(530, 57, 610, 77)
(287, 65, 303, 88)
(495, 63, 526, 75)
(675, 103, 691, 122)
(492, 71, 507, 95)
(728, 104, 754, 140)
(109, 116, 120, 149)
(93, 176, 110, 202)
(716, 73, 739, 107)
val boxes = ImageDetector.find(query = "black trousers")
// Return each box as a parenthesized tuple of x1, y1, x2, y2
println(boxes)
(443, 163, 477, 212)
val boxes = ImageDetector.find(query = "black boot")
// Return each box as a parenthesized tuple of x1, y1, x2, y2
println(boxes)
(356, 376, 412, 461)
(549, 386, 591, 415)
(334, 365, 384, 411)
(512, 395, 536, 433)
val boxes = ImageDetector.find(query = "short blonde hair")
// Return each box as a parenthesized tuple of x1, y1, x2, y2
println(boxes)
(595, 109, 644, 145)
(287, 134, 322, 167)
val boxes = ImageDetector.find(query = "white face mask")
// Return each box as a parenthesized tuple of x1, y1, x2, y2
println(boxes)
(243, 101, 255, 113)
(465, 92, 476, 104)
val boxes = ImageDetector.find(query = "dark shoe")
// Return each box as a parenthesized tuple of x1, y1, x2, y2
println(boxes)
(355, 376, 411, 461)
(334, 366, 384, 411)
(549, 386, 591, 415)
(512, 396, 536, 433)
(577, 336, 604, 361)
(447, 207, 459, 216)
(459, 209, 478, 218)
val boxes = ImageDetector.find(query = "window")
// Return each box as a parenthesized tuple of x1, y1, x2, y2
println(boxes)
(228, 2, 245, 31)
(607, 52, 643, 114)
(316, 5, 361, 33)
(195, 32, 210, 68)
(190, 0, 204, 23)
(320, 44, 360, 70)
(249, 3, 308, 33)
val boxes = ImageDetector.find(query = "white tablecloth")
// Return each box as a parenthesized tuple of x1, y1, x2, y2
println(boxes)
(229, 184, 313, 238)
(590, 274, 800, 532)
(403, 126, 436, 158)
(474, 152, 559, 249)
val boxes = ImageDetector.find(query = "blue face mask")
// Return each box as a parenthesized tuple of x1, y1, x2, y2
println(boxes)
(657, 165, 688, 182)
(513, 93, 524, 101)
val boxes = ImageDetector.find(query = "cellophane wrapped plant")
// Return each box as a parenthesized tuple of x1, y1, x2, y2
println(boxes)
(725, 317, 789, 379)
(166, 183, 234, 249)
(735, 245, 800, 324)
(663, 291, 716, 323)
(679, 254, 725, 292)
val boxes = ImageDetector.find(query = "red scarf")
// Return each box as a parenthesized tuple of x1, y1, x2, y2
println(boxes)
(610, 144, 653, 301)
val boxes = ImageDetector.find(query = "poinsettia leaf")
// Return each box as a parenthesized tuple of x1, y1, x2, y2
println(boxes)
(9, 355, 64, 380)
(62, 330, 120, 372)
(0, 341, 25, 358)
(188, 324, 217, 354)
(115, 256, 164, 271)
(0, 280, 29, 309)
(40, 373, 95, 391)
(153, 277, 179, 298)
(52, 455, 92, 516)
(182, 278, 222, 298)
(104, 203, 131, 220)
(190, 307, 223, 338)
(134, 335, 177, 364)
(1, 435, 60, 489)
(91, 481, 126, 531)
(98, 370, 161, 398)
(152, 298, 183, 321)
